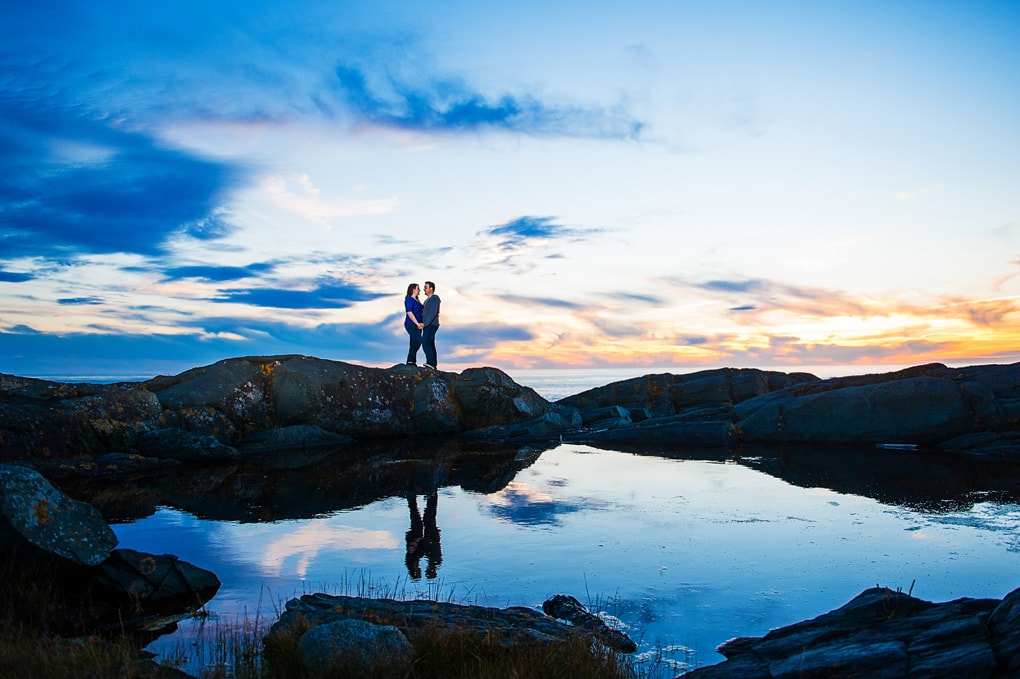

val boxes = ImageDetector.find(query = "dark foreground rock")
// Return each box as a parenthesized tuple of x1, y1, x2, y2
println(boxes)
(0, 463, 219, 635)
(685, 586, 1020, 678)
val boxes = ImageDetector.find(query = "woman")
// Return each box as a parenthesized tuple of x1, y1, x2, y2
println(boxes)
(404, 283, 425, 365)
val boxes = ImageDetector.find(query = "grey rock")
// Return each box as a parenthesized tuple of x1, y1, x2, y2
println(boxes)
(559, 362, 1020, 460)
(578, 404, 632, 425)
(412, 377, 462, 433)
(0, 463, 117, 565)
(297, 618, 413, 676)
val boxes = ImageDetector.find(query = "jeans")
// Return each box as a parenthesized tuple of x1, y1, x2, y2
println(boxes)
(405, 324, 422, 364)
(422, 324, 439, 367)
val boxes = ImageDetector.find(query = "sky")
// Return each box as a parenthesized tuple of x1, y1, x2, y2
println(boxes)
(2, 1, 1019, 379)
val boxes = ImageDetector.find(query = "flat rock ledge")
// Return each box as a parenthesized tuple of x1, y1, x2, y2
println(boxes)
(686, 585, 1020, 678)
(266, 592, 637, 655)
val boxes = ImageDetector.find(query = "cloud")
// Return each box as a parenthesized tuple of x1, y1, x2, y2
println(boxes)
(162, 262, 277, 282)
(685, 277, 873, 318)
(0, 270, 34, 283)
(479, 216, 601, 251)
(331, 61, 644, 138)
(57, 297, 104, 306)
(499, 295, 585, 310)
(0, 100, 244, 258)
(215, 280, 386, 309)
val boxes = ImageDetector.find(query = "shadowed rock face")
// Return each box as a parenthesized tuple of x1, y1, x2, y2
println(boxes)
(0, 356, 551, 462)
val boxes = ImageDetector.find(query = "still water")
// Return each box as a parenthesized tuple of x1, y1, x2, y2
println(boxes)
(111, 441, 1020, 674)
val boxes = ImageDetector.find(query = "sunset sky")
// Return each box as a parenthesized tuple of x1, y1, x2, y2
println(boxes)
(2, 1, 1019, 378)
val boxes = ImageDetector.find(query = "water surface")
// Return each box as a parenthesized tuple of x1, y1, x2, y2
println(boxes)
(110, 442, 1020, 674)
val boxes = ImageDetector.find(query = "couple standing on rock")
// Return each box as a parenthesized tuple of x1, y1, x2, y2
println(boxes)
(404, 281, 441, 369)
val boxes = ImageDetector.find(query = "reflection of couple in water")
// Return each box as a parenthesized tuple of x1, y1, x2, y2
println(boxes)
(405, 491, 442, 580)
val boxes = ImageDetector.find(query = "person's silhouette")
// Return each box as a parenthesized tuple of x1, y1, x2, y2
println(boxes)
(405, 491, 442, 579)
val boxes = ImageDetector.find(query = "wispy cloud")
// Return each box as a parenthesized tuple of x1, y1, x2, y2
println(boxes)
(162, 262, 278, 282)
(215, 279, 386, 309)
(331, 61, 643, 138)
(0, 270, 34, 283)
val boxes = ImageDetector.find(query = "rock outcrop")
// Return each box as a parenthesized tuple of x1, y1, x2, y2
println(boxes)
(685, 585, 1020, 678)
(0, 356, 550, 462)
(550, 363, 1020, 461)
(3, 358, 1019, 464)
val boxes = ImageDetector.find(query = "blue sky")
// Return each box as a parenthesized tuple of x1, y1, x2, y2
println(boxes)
(1, 1, 1018, 378)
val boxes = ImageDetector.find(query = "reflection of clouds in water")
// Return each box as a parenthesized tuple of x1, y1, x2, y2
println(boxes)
(255, 522, 399, 577)
(482, 481, 609, 527)
(923, 503, 1020, 553)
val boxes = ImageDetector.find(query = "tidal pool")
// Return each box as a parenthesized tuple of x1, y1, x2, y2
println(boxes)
(111, 443, 1020, 674)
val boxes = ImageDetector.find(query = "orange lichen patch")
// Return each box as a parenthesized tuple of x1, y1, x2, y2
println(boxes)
(259, 361, 281, 377)
(33, 498, 51, 525)
(139, 555, 157, 575)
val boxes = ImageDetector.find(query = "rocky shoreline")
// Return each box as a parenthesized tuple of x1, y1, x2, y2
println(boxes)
(2, 356, 1019, 676)
(3, 356, 1018, 466)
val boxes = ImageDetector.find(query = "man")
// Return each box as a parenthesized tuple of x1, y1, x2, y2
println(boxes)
(421, 280, 441, 369)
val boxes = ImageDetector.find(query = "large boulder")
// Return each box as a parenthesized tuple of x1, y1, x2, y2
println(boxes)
(0, 463, 117, 565)
(296, 619, 413, 676)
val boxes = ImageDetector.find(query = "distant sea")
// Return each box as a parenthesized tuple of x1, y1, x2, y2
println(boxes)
(26, 362, 994, 403)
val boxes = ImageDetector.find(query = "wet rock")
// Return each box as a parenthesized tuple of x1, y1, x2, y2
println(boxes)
(0, 463, 117, 566)
(542, 594, 637, 653)
(685, 586, 1020, 678)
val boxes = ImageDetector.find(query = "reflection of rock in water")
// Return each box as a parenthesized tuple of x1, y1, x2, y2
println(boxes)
(733, 444, 1020, 512)
(49, 438, 550, 523)
(405, 492, 442, 579)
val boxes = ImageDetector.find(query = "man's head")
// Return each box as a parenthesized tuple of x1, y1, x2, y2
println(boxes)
(424, 281, 435, 296)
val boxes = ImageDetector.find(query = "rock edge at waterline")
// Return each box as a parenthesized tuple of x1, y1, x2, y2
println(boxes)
(1, 357, 1018, 464)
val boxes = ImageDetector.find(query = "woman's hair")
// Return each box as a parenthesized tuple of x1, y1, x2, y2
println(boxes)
(406, 283, 419, 297)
